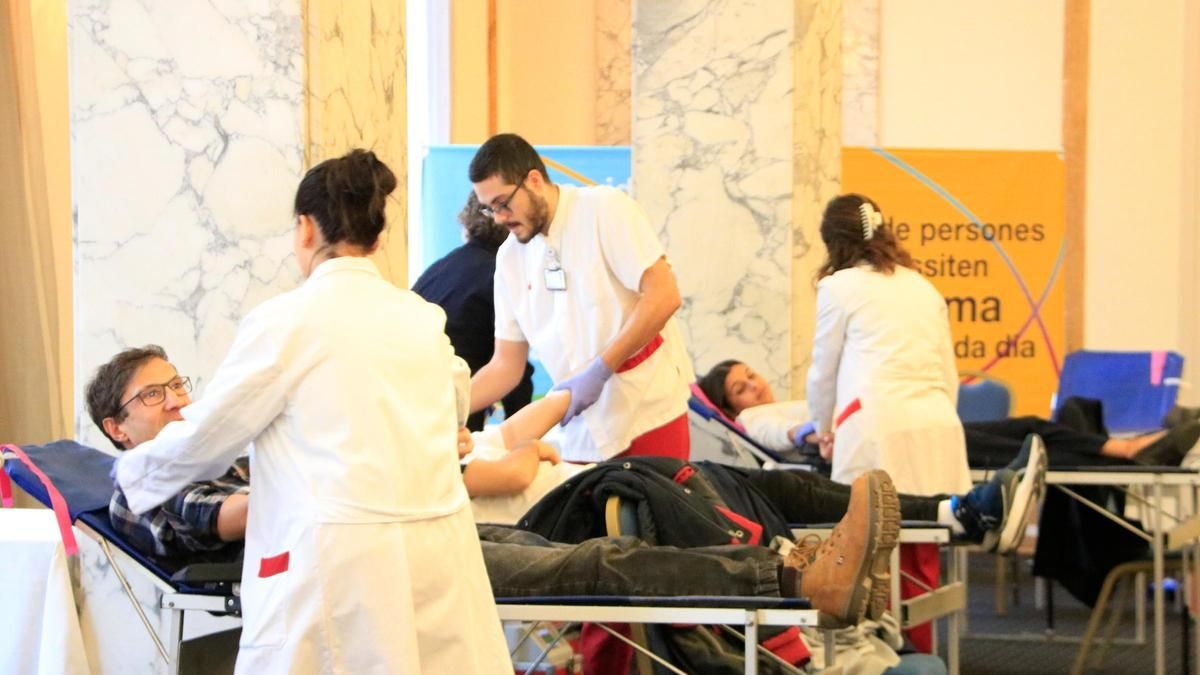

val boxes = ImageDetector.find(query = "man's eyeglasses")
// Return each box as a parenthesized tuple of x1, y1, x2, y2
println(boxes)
(479, 175, 527, 219)
(118, 376, 193, 412)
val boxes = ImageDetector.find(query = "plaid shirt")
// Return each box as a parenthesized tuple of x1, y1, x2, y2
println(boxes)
(109, 456, 250, 561)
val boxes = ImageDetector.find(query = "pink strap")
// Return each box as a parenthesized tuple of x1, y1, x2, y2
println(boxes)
(1, 444, 79, 555)
(688, 382, 747, 432)
(1150, 351, 1168, 386)
(0, 467, 12, 507)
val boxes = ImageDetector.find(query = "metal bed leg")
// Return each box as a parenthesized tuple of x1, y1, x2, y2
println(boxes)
(160, 604, 183, 675)
(891, 545, 901, 620)
(948, 549, 962, 675)
(1194, 536, 1200, 675)
(743, 611, 758, 675)
(1136, 570, 1147, 643)
(98, 538, 171, 665)
(1155, 480, 1166, 675)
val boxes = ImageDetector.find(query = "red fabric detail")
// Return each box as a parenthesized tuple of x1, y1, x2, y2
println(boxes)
(581, 622, 632, 674)
(688, 382, 747, 432)
(619, 414, 690, 460)
(1, 444, 79, 555)
(762, 626, 812, 665)
(835, 398, 862, 428)
(0, 467, 12, 508)
(616, 334, 664, 373)
(672, 465, 696, 485)
(900, 543, 941, 653)
(715, 505, 763, 546)
(258, 551, 291, 578)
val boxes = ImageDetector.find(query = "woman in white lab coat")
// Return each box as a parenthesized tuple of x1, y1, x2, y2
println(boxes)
(807, 194, 969, 497)
(807, 193, 969, 653)
(115, 150, 510, 673)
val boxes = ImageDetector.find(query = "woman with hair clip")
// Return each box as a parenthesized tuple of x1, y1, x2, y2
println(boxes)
(114, 149, 510, 673)
(808, 193, 971, 653)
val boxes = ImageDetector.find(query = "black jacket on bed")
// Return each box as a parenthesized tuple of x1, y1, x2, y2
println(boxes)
(517, 456, 792, 548)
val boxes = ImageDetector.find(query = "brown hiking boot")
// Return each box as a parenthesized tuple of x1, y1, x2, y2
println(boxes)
(780, 470, 901, 626)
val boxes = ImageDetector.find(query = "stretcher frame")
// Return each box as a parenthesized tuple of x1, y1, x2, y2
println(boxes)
(41, 506, 831, 675)
(495, 600, 824, 675)
(968, 466, 1200, 675)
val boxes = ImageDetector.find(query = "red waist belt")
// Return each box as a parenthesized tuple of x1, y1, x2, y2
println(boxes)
(835, 398, 862, 428)
(616, 334, 664, 373)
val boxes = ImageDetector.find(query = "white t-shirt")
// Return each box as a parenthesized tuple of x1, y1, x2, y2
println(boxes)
(493, 184, 693, 461)
(462, 427, 591, 526)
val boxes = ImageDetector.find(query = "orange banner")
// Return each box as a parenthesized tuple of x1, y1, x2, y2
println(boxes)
(842, 148, 1066, 416)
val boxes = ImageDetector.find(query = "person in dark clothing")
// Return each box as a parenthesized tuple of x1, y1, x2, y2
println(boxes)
(412, 192, 534, 430)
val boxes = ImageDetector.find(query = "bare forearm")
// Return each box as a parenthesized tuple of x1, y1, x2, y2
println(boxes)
(215, 493, 248, 542)
(462, 445, 540, 497)
(599, 260, 681, 370)
(500, 391, 570, 449)
(471, 361, 522, 412)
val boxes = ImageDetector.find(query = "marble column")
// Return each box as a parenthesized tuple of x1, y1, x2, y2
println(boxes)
(633, 0, 796, 391)
(842, 0, 879, 147)
(595, 0, 632, 145)
(70, 0, 306, 448)
(304, 0, 408, 285)
(790, 0, 843, 397)
(69, 2, 303, 669)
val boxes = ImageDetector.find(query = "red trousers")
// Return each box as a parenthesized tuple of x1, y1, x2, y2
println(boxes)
(899, 543, 941, 653)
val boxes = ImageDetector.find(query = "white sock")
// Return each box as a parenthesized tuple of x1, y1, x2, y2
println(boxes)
(938, 499, 966, 535)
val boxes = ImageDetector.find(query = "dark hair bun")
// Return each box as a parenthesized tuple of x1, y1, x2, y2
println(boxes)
(294, 149, 398, 249)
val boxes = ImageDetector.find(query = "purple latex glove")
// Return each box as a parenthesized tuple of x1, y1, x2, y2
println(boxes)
(791, 421, 817, 447)
(552, 357, 614, 426)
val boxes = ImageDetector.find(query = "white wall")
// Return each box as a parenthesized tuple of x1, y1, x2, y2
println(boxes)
(874, 0, 1200, 400)
(878, 0, 1063, 150)
(1084, 0, 1199, 398)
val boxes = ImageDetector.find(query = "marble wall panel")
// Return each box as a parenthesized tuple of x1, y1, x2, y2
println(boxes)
(633, 0, 795, 391)
(305, 0, 408, 285)
(69, 0, 305, 447)
(595, 0, 632, 145)
(791, 0, 843, 397)
(842, 0, 879, 147)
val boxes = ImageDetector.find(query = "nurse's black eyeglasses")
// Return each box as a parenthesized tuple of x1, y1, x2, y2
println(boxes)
(480, 175, 527, 219)
(118, 376, 193, 411)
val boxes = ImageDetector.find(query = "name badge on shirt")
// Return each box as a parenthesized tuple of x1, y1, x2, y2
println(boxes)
(544, 267, 567, 291)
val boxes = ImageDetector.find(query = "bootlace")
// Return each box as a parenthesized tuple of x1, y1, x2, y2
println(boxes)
(791, 533, 824, 571)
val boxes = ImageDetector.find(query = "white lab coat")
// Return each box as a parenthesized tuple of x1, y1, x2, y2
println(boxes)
(807, 265, 970, 496)
(116, 257, 510, 674)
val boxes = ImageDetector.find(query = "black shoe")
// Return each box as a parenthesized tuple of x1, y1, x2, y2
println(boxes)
(1132, 421, 1200, 466)
(1163, 405, 1200, 429)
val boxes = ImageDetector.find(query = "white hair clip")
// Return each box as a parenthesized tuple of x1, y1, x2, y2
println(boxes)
(859, 203, 883, 240)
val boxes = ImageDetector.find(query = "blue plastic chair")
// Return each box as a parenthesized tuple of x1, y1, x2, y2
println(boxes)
(957, 372, 1014, 423)
(1052, 350, 1184, 434)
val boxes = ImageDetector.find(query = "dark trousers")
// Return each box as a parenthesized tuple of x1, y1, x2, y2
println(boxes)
(478, 525, 781, 598)
(731, 468, 943, 523)
(964, 416, 1116, 469)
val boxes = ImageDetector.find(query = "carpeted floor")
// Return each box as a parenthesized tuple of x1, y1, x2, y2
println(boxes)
(933, 552, 1193, 674)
